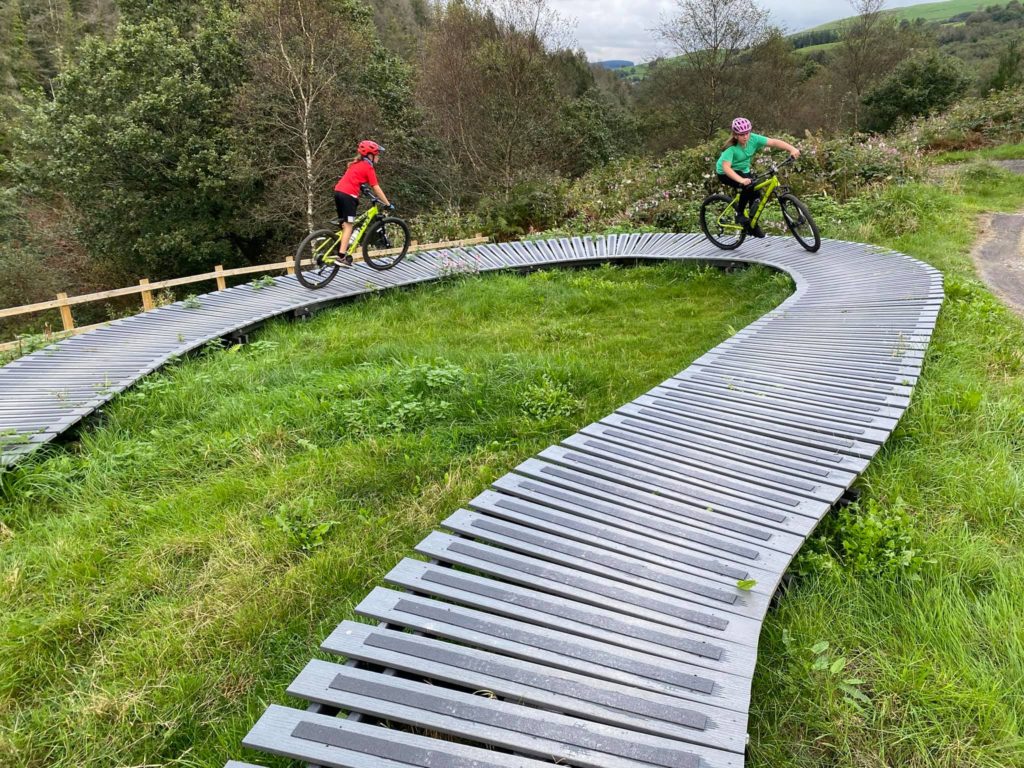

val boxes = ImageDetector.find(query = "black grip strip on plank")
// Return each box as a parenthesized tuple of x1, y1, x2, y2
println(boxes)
(491, 496, 749, 580)
(467, 516, 739, 605)
(392, 598, 717, 695)
(326, 672, 698, 768)
(420, 567, 726, 660)
(446, 540, 730, 632)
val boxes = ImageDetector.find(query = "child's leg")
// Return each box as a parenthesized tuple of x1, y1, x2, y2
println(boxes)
(718, 172, 752, 219)
(738, 173, 758, 217)
(339, 222, 354, 254)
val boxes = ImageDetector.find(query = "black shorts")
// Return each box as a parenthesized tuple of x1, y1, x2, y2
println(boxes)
(334, 192, 358, 223)
(717, 171, 754, 190)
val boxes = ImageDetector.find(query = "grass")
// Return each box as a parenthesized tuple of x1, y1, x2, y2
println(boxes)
(0, 261, 791, 767)
(748, 159, 1024, 767)
(933, 142, 1024, 164)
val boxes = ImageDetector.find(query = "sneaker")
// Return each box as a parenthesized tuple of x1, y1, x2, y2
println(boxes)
(735, 213, 750, 227)
(751, 224, 766, 238)
(341, 253, 353, 267)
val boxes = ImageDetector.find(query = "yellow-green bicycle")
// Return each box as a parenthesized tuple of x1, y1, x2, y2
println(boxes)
(295, 187, 411, 289)
(699, 156, 820, 252)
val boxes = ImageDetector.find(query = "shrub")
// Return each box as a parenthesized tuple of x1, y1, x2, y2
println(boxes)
(900, 87, 1024, 152)
(862, 50, 971, 133)
(476, 174, 569, 240)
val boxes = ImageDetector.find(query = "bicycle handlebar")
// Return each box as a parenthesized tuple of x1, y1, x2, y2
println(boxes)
(748, 154, 799, 187)
(359, 182, 393, 209)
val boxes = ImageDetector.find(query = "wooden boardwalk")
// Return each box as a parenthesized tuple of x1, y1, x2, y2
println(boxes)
(0, 234, 943, 767)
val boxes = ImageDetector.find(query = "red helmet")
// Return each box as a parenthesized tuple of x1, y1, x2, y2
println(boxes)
(731, 117, 752, 134)
(357, 140, 383, 157)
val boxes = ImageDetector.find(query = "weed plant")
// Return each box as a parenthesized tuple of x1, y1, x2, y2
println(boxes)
(0, 261, 789, 766)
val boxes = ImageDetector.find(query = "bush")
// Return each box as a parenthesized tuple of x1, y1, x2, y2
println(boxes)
(900, 87, 1024, 152)
(862, 50, 971, 133)
(476, 174, 569, 240)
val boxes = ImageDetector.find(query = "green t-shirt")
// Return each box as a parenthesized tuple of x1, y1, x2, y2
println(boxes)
(716, 133, 768, 175)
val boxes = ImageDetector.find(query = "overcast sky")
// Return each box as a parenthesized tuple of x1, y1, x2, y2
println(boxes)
(547, 0, 932, 63)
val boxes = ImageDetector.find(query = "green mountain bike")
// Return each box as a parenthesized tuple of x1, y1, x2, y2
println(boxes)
(699, 156, 820, 252)
(295, 188, 411, 289)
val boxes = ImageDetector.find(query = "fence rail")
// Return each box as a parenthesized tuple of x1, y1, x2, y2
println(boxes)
(0, 235, 488, 353)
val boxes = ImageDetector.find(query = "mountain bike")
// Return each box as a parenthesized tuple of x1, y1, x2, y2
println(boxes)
(294, 187, 411, 289)
(699, 156, 820, 252)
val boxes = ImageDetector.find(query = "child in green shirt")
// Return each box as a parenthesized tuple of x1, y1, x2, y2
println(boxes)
(715, 117, 800, 237)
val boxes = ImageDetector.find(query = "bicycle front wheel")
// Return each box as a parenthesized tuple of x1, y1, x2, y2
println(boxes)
(700, 194, 747, 250)
(779, 193, 820, 253)
(295, 228, 341, 289)
(362, 217, 411, 270)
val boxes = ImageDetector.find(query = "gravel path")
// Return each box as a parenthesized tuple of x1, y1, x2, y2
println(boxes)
(967, 161, 1024, 316)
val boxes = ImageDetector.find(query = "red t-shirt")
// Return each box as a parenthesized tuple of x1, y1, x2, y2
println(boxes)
(334, 159, 378, 197)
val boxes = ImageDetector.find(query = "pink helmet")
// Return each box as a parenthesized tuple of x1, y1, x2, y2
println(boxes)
(731, 117, 752, 134)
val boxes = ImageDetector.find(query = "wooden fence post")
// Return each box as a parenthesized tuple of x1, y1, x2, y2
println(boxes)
(56, 293, 75, 331)
(286, 260, 295, 276)
(139, 279, 154, 311)
(215, 265, 227, 291)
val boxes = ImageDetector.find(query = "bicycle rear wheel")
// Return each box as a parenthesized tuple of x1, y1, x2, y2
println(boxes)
(700, 194, 747, 250)
(779, 193, 821, 253)
(362, 217, 411, 270)
(295, 228, 341, 289)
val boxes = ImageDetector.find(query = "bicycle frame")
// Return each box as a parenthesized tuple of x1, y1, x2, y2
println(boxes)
(716, 156, 797, 232)
(345, 204, 382, 254)
(716, 175, 781, 232)
(311, 203, 382, 265)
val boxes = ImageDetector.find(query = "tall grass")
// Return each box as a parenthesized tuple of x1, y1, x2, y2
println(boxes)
(0, 262, 790, 767)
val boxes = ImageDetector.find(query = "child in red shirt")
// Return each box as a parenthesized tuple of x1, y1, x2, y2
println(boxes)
(333, 140, 393, 265)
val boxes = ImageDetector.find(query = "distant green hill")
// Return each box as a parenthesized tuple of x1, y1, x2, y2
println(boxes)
(595, 60, 635, 70)
(804, 0, 992, 34)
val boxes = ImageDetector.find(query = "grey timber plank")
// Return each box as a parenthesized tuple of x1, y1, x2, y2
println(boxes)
(413, 532, 764, 648)
(490, 474, 793, 574)
(383, 558, 757, 676)
(317, 626, 745, 753)
(244, 704, 560, 768)
(510, 458, 807, 555)
(287, 662, 743, 768)
(355, 587, 754, 706)
(439, 509, 772, 618)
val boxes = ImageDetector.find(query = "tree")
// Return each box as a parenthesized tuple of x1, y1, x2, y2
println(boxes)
(27, 15, 256, 277)
(830, 0, 921, 129)
(236, 0, 377, 234)
(236, 0, 427, 235)
(862, 49, 970, 131)
(417, 0, 582, 197)
(983, 38, 1024, 93)
(655, 0, 774, 141)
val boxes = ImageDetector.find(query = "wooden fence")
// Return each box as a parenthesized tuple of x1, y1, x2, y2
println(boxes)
(0, 235, 488, 354)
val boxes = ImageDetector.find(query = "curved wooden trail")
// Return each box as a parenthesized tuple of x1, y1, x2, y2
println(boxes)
(0, 233, 942, 767)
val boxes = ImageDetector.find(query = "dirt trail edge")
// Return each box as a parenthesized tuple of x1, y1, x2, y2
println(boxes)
(969, 162, 1024, 316)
